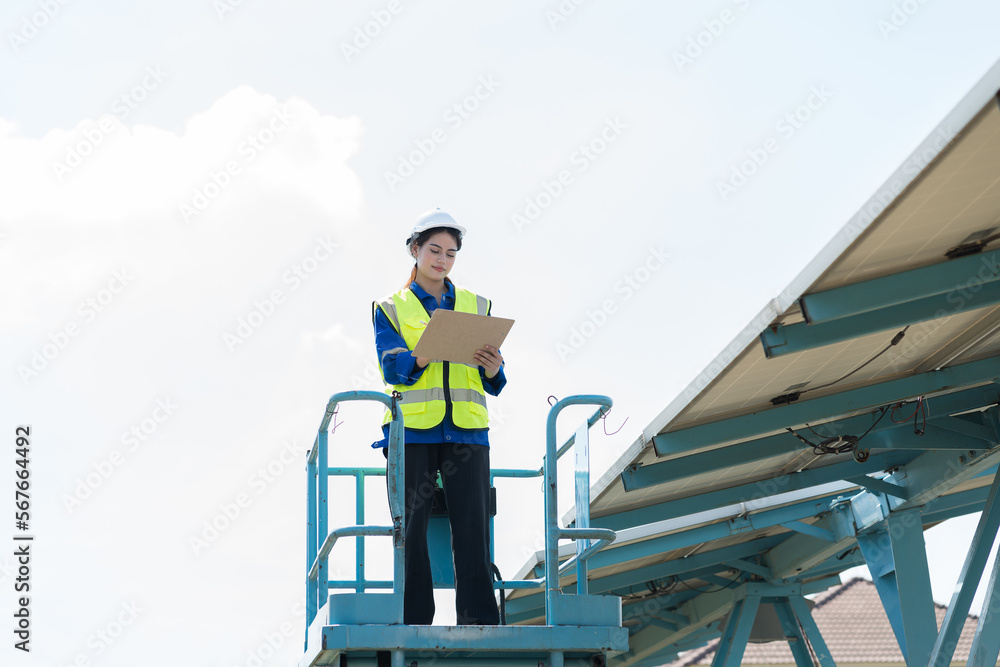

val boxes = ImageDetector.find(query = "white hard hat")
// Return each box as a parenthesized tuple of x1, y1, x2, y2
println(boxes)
(405, 208, 466, 248)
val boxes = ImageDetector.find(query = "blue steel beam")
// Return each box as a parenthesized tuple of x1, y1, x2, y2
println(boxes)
(865, 423, 993, 452)
(856, 510, 937, 664)
(787, 595, 835, 667)
(847, 474, 908, 499)
(796, 549, 866, 581)
(721, 558, 772, 580)
(643, 389, 999, 481)
(712, 596, 760, 667)
(594, 487, 845, 539)
(888, 508, 938, 665)
(967, 544, 1000, 667)
(651, 357, 1000, 455)
(506, 536, 786, 623)
(761, 280, 1000, 358)
(601, 451, 911, 529)
(622, 580, 839, 667)
(928, 470, 1000, 667)
(883, 445, 1000, 515)
(798, 250, 1000, 325)
(922, 484, 993, 524)
(779, 520, 836, 542)
(593, 496, 854, 567)
(767, 449, 1000, 581)
(773, 600, 814, 667)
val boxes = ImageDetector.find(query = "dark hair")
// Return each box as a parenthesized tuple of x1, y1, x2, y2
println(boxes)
(404, 226, 462, 288)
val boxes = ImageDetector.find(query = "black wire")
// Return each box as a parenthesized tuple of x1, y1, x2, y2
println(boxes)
(856, 405, 890, 443)
(799, 326, 909, 396)
(676, 575, 741, 595)
(490, 563, 506, 625)
(913, 396, 926, 435)
(787, 404, 890, 456)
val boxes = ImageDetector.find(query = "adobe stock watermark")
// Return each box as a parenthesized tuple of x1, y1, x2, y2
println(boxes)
(223, 236, 339, 352)
(716, 85, 833, 202)
(340, 0, 406, 63)
(673, 0, 754, 72)
(62, 398, 180, 514)
(233, 600, 308, 667)
(0, 554, 17, 588)
(556, 245, 669, 360)
(16, 268, 135, 385)
(888, 250, 1000, 371)
(214, 0, 249, 21)
(179, 104, 295, 223)
(51, 66, 168, 182)
(383, 75, 501, 192)
(58, 600, 144, 666)
(189, 439, 308, 556)
(877, 0, 932, 39)
(544, 0, 590, 30)
(511, 116, 627, 233)
(7, 0, 72, 53)
(839, 124, 956, 246)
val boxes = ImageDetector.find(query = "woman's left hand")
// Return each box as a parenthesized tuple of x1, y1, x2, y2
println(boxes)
(474, 345, 503, 378)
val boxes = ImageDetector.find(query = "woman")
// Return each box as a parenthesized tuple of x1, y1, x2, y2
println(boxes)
(372, 208, 505, 625)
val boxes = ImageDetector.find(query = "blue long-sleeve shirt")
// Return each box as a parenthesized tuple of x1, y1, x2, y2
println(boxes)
(372, 281, 506, 449)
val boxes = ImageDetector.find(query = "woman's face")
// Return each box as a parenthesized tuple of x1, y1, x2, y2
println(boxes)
(412, 231, 458, 284)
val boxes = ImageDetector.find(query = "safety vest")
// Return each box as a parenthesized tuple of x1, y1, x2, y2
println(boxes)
(375, 286, 492, 430)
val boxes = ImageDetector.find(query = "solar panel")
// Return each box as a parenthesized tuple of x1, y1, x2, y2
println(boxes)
(506, 59, 1000, 667)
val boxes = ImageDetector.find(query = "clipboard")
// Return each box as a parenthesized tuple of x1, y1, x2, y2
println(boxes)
(412, 309, 514, 366)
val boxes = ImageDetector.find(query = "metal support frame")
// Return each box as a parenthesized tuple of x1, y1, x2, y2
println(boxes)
(772, 600, 813, 667)
(650, 383, 999, 464)
(787, 595, 835, 667)
(652, 358, 1000, 455)
(798, 249, 1000, 326)
(968, 544, 1000, 666)
(711, 596, 760, 667)
(856, 508, 937, 665)
(761, 280, 1000, 358)
(930, 469, 1000, 666)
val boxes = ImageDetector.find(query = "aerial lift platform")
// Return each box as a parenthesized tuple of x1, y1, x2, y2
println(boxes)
(301, 392, 628, 667)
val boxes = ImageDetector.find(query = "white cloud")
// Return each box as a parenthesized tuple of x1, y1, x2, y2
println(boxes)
(0, 86, 365, 331)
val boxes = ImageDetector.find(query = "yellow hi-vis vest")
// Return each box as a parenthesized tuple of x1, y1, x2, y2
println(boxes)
(375, 286, 491, 430)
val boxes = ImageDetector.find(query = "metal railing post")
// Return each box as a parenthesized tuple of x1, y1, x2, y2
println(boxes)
(544, 395, 614, 625)
(355, 470, 366, 592)
(387, 405, 406, 624)
(305, 390, 406, 630)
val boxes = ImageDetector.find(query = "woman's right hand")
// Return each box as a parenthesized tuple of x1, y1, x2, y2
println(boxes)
(415, 356, 431, 368)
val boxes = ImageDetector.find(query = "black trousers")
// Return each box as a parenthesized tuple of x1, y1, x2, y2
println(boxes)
(399, 442, 499, 625)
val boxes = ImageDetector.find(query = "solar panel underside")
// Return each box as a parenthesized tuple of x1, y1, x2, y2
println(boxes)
(507, 60, 1000, 665)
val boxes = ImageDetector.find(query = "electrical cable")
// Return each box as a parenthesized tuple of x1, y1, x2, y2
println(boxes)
(490, 563, 506, 625)
(800, 327, 908, 396)
(675, 575, 741, 595)
(787, 404, 890, 456)
(890, 400, 920, 423)
(770, 327, 909, 405)
(913, 396, 926, 435)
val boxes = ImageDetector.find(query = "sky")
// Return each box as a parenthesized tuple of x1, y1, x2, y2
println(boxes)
(3, 1, 1000, 665)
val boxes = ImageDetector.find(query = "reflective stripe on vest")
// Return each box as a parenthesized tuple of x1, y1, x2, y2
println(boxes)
(376, 286, 490, 430)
